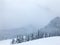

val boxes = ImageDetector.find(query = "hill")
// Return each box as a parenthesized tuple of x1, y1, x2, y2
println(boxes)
(40, 17, 60, 36)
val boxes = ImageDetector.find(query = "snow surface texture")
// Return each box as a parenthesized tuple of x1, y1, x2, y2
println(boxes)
(0, 36, 60, 45)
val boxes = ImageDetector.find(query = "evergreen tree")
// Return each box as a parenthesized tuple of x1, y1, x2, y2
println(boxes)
(23, 35, 27, 42)
(16, 35, 21, 43)
(27, 35, 29, 41)
(31, 33, 34, 40)
(37, 30, 40, 39)
(19, 35, 23, 43)
(43, 33, 46, 38)
(11, 39, 15, 44)
(47, 33, 50, 37)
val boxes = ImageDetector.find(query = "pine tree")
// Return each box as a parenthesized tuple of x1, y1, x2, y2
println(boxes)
(47, 33, 50, 37)
(27, 35, 29, 41)
(21, 35, 23, 42)
(31, 33, 34, 40)
(43, 33, 46, 38)
(11, 39, 15, 44)
(16, 35, 21, 43)
(23, 35, 27, 42)
(37, 30, 40, 39)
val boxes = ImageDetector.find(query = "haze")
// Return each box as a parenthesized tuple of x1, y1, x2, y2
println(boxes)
(0, 0, 60, 30)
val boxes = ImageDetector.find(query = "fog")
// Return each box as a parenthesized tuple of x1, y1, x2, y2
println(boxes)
(0, 0, 60, 30)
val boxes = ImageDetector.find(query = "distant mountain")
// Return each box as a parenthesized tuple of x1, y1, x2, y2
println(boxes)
(0, 25, 38, 40)
(40, 17, 60, 36)
(49, 17, 60, 28)
(0, 17, 60, 40)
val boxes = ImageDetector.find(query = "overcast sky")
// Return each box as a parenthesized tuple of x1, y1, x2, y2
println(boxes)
(0, 0, 60, 30)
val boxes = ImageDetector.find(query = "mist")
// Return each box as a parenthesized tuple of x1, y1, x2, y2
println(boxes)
(0, 0, 60, 30)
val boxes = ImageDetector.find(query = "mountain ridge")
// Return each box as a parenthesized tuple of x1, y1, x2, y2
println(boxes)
(0, 17, 60, 40)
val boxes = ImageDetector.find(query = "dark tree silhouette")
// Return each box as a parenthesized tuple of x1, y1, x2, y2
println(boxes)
(16, 35, 21, 43)
(11, 39, 15, 44)
(27, 35, 29, 41)
(31, 33, 34, 40)
(37, 30, 40, 39)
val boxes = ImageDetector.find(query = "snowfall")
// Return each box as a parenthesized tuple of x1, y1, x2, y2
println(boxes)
(0, 36, 60, 45)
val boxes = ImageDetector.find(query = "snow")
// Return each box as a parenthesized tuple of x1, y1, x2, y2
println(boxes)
(0, 39, 12, 45)
(0, 36, 60, 45)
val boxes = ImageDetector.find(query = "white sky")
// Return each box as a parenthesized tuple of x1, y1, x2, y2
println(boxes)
(0, 0, 60, 30)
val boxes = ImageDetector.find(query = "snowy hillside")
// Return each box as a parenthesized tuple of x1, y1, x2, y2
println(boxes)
(0, 36, 60, 45)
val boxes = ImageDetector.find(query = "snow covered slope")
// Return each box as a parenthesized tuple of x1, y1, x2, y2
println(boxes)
(0, 39, 12, 45)
(0, 36, 60, 45)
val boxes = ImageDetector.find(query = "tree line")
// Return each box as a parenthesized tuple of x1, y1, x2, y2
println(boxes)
(11, 30, 50, 44)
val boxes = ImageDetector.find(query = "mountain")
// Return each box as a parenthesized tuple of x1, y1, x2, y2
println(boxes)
(0, 36, 60, 45)
(0, 17, 60, 40)
(49, 17, 60, 28)
(40, 17, 60, 36)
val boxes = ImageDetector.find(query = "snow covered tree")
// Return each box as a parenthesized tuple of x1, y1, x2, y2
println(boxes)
(46, 33, 50, 37)
(28, 33, 34, 40)
(23, 35, 26, 42)
(16, 35, 21, 43)
(27, 35, 29, 41)
(43, 33, 46, 38)
(11, 39, 15, 44)
(31, 33, 34, 40)
(37, 30, 40, 39)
